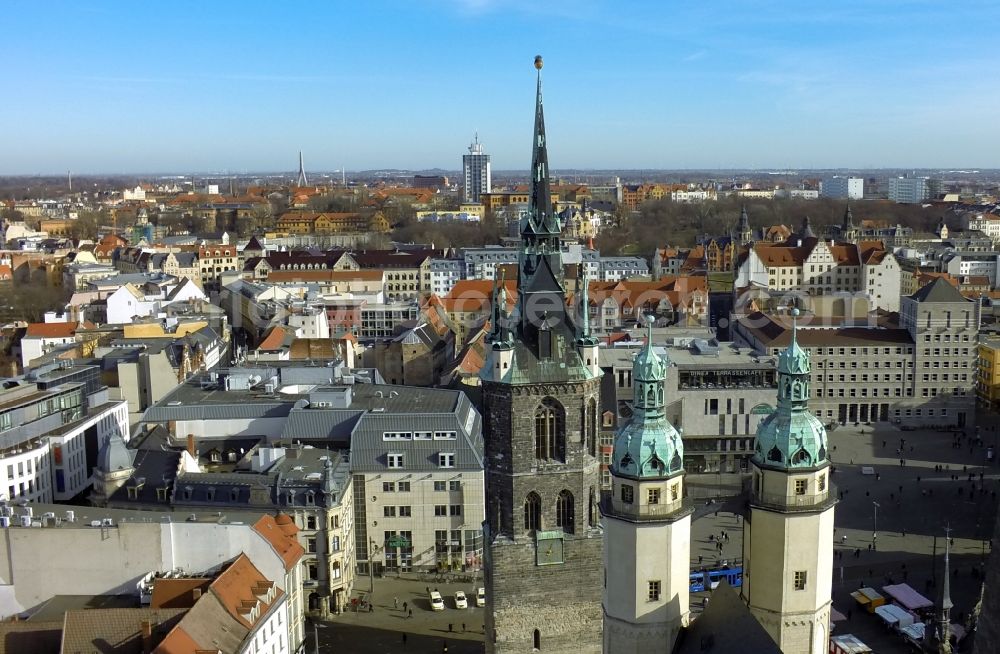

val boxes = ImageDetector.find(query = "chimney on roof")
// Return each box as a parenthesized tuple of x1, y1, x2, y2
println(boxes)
(140, 620, 153, 654)
(192, 588, 202, 601)
(186, 434, 196, 457)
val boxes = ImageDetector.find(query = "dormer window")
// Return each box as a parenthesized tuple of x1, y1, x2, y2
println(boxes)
(767, 446, 783, 463)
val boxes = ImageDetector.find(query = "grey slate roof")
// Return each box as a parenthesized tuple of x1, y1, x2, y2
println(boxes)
(673, 580, 781, 654)
(909, 276, 971, 303)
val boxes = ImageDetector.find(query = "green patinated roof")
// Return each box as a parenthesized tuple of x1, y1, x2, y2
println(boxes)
(753, 309, 828, 470)
(754, 409, 827, 468)
(613, 415, 684, 479)
(612, 321, 683, 479)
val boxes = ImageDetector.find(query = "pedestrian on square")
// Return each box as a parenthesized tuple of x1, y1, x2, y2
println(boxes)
(842, 535, 847, 544)
(394, 597, 399, 609)
(369, 603, 374, 613)
(402, 633, 408, 647)
(847, 608, 853, 620)
(448, 623, 453, 633)
(409, 609, 413, 618)
(403, 601, 408, 613)
(462, 623, 466, 633)
(882, 440, 886, 448)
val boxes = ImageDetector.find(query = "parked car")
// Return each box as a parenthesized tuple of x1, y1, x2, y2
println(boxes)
(476, 587, 486, 607)
(430, 590, 445, 611)
(454, 590, 468, 609)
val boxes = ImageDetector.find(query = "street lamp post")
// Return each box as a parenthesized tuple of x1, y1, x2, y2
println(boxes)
(872, 501, 880, 549)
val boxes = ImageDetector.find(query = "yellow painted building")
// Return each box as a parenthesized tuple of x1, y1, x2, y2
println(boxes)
(978, 338, 1000, 408)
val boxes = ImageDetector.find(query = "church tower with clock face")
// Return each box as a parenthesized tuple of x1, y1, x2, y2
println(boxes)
(480, 55, 604, 654)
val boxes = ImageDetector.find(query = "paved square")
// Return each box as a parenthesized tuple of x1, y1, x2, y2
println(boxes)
(311, 423, 998, 653)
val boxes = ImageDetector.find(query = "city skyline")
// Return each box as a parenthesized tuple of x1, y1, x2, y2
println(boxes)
(4, 1, 1000, 174)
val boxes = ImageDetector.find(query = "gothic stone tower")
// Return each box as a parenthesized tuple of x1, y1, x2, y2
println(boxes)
(602, 320, 692, 653)
(742, 309, 836, 654)
(481, 55, 604, 654)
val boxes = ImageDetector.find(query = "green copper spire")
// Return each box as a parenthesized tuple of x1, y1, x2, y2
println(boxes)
(612, 316, 683, 479)
(576, 264, 598, 345)
(753, 308, 829, 469)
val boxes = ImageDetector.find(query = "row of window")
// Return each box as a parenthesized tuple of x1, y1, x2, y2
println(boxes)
(620, 483, 679, 505)
(386, 453, 455, 469)
(382, 431, 457, 441)
(381, 480, 461, 492)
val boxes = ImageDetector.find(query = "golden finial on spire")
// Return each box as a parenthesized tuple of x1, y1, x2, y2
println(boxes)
(534, 55, 543, 70)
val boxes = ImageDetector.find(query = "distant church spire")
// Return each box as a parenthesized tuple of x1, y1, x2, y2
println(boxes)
(843, 203, 855, 230)
(296, 151, 308, 187)
(933, 524, 954, 653)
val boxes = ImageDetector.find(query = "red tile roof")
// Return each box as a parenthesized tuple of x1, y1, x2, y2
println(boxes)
(24, 322, 79, 338)
(252, 514, 304, 572)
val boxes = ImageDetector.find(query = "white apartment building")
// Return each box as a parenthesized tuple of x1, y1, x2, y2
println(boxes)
(820, 177, 864, 200)
(429, 259, 464, 296)
(0, 363, 129, 503)
(960, 212, 1000, 241)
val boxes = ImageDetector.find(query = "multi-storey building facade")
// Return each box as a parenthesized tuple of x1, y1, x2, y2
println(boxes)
(977, 337, 1000, 410)
(428, 258, 464, 296)
(735, 278, 979, 427)
(820, 176, 864, 200)
(600, 337, 778, 482)
(94, 435, 355, 618)
(735, 235, 902, 312)
(888, 176, 931, 203)
(198, 244, 239, 284)
(0, 363, 129, 503)
(138, 364, 485, 586)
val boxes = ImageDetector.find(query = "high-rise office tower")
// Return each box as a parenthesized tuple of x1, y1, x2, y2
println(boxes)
(463, 133, 491, 203)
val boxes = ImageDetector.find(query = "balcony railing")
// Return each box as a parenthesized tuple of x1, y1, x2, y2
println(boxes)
(604, 494, 691, 521)
(750, 489, 834, 512)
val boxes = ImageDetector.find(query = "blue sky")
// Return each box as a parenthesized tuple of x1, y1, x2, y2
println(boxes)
(3, 0, 999, 173)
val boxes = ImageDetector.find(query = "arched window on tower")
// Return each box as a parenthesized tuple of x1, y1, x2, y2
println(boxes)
(556, 490, 574, 534)
(535, 398, 565, 461)
(646, 385, 655, 406)
(524, 492, 541, 532)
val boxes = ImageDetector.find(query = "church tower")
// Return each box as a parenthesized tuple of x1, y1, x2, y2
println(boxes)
(738, 205, 753, 245)
(842, 204, 859, 242)
(602, 318, 691, 653)
(481, 55, 604, 654)
(742, 309, 835, 654)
